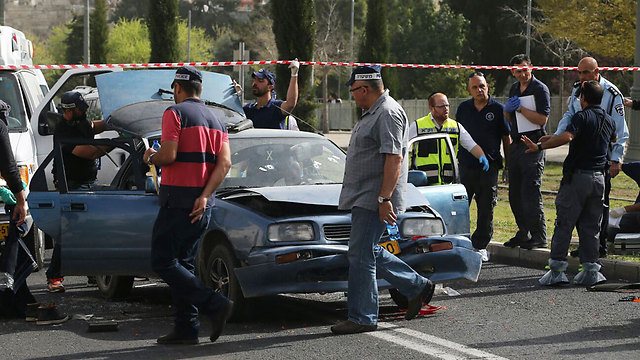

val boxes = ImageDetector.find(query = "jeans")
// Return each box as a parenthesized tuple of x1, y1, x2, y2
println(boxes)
(151, 206, 228, 338)
(347, 207, 428, 325)
(460, 165, 499, 249)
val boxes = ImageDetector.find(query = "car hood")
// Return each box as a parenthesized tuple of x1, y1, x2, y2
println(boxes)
(219, 183, 429, 208)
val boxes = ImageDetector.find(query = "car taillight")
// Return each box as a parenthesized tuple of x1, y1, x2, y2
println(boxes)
(18, 165, 28, 185)
(429, 242, 453, 252)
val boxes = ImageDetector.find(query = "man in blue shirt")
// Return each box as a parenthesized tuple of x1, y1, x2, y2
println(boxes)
(456, 72, 511, 261)
(523, 80, 616, 286)
(242, 60, 300, 130)
(503, 54, 551, 250)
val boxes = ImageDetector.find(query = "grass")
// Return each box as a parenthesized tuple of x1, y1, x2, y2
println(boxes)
(469, 162, 640, 263)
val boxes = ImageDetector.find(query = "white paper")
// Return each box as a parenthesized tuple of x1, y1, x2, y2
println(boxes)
(515, 95, 542, 133)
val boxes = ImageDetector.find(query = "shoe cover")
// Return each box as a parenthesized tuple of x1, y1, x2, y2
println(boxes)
(0, 272, 14, 290)
(539, 259, 569, 285)
(573, 262, 607, 286)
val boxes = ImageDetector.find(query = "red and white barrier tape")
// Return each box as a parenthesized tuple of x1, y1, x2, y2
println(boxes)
(2, 60, 639, 71)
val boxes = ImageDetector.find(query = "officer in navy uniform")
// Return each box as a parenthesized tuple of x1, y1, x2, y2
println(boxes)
(551, 57, 629, 257)
(456, 72, 511, 261)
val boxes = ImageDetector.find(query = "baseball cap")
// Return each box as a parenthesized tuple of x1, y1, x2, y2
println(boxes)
(60, 91, 89, 111)
(252, 69, 276, 85)
(171, 66, 203, 88)
(0, 100, 10, 120)
(346, 65, 382, 86)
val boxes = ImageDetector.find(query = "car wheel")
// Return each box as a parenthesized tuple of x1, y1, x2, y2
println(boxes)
(205, 243, 245, 319)
(25, 224, 45, 271)
(96, 275, 134, 300)
(389, 288, 408, 309)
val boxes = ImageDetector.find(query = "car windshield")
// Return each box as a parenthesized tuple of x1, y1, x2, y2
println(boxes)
(222, 136, 346, 189)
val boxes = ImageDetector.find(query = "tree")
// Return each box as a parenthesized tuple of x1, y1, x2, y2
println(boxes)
(358, 0, 390, 65)
(271, 0, 316, 131)
(65, 13, 84, 64)
(176, 20, 214, 61)
(106, 18, 151, 63)
(111, 0, 149, 21)
(148, 0, 180, 62)
(91, 0, 109, 64)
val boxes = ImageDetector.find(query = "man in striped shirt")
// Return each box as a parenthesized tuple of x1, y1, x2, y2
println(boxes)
(143, 66, 232, 345)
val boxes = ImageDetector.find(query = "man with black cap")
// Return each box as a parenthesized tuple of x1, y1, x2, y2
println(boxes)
(241, 59, 300, 129)
(47, 90, 112, 293)
(143, 66, 233, 345)
(332, 65, 434, 335)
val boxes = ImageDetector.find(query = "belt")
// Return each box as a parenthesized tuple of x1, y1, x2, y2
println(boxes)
(574, 169, 603, 175)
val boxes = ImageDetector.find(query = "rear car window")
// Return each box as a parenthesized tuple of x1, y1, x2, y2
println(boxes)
(0, 72, 27, 131)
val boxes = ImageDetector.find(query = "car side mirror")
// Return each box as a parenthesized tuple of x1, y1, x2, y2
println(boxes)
(39, 110, 62, 136)
(408, 170, 429, 187)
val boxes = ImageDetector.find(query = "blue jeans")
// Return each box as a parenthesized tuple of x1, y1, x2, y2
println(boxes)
(347, 207, 428, 325)
(151, 206, 228, 338)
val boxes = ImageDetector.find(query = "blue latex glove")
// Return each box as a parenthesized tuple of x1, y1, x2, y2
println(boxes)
(478, 155, 490, 172)
(504, 96, 521, 113)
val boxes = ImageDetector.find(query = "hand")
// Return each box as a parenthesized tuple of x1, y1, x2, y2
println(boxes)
(520, 135, 538, 153)
(610, 206, 627, 218)
(289, 58, 300, 77)
(13, 197, 27, 227)
(610, 161, 622, 178)
(624, 98, 633, 108)
(501, 168, 509, 184)
(504, 96, 521, 113)
(190, 196, 208, 224)
(143, 148, 156, 164)
(378, 201, 397, 225)
(233, 80, 242, 96)
(478, 155, 490, 172)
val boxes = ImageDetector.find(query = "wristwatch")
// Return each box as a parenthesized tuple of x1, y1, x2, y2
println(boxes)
(378, 196, 391, 204)
(147, 153, 156, 165)
(536, 142, 543, 152)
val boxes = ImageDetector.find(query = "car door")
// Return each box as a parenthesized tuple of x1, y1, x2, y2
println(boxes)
(408, 133, 470, 236)
(28, 137, 158, 276)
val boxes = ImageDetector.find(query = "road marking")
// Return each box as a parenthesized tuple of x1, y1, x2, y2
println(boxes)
(372, 323, 509, 360)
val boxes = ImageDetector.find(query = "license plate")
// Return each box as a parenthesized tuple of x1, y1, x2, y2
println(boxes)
(380, 240, 400, 255)
(0, 223, 9, 241)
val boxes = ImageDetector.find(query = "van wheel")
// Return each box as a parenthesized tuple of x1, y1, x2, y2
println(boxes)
(389, 288, 408, 309)
(205, 243, 245, 320)
(96, 275, 134, 300)
(25, 224, 45, 270)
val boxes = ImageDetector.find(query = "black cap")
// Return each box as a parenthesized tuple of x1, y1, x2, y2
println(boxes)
(60, 91, 89, 111)
(251, 69, 276, 85)
(346, 65, 382, 86)
(171, 66, 203, 87)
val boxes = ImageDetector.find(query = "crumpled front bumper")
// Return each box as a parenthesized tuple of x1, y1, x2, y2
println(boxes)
(234, 235, 482, 298)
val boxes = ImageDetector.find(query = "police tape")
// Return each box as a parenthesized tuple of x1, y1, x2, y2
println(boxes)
(2, 60, 640, 71)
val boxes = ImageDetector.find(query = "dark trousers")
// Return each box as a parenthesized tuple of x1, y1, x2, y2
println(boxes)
(151, 206, 228, 338)
(508, 143, 547, 243)
(599, 171, 611, 249)
(45, 242, 62, 280)
(460, 165, 499, 250)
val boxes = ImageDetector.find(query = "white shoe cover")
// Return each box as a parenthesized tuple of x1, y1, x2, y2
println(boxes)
(573, 262, 607, 286)
(539, 259, 569, 286)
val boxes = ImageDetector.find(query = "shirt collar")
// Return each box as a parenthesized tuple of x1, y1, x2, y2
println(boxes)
(362, 89, 389, 116)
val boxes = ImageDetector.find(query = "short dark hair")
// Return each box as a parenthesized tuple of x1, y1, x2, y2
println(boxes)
(175, 79, 202, 96)
(510, 54, 531, 66)
(581, 80, 604, 105)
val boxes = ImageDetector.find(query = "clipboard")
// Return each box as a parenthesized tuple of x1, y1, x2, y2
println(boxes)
(515, 95, 542, 133)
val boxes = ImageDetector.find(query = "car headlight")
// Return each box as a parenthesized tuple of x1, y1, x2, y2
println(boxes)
(268, 222, 315, 242)
(401, 218, 444, 237)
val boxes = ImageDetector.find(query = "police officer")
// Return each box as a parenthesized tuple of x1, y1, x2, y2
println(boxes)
(408, 92, 489, 186)
(503, 54, 551, 250)
(525, 80, 616, 286)
(456, 73, 511, 261)
(552, 57, 629, 258)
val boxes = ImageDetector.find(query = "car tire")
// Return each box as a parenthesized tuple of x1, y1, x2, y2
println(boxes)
(205, 243, 245, 320)
(389, 288, 408, 309)
(25, 224, 45, 271)
(96, 275, 134, 300)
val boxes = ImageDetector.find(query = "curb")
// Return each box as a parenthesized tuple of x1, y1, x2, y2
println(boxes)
(486, 241, 640, 283)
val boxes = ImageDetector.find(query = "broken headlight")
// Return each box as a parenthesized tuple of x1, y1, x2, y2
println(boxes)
(268, 222, 315, 242)
(402, 218, 445, 237)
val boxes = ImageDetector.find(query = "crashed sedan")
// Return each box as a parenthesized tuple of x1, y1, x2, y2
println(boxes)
(27, 69, 481, 315)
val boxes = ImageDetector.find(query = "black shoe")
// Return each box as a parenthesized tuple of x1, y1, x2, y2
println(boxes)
(209, 299, 233, 343)
(405, 279, 435, 320)
(35, 303, 69, 325)
(504, 237, 525, 248)
(25, 302, 40, 322)
(570, 249, 580, 258)
(157, 332, 199, 345)
(520, 241, 547, 250)
(330, 320, 377, 334)
(87, 276, 97, 286)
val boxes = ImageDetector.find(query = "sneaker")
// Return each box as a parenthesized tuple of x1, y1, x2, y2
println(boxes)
(36, 303, 69, 325)
(25, 303, 40, 322)
(47, 278, 65, 293)
(474, 248, 489, 262)
(330, 320, 377, 334)
(503, 237, 525, 248)
(0, 272, 14, 290)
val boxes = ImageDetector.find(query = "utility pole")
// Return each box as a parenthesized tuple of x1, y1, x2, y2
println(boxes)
(525, 0, 531, 57)
(84, 0, 90, 64)
(0, 0, 5, 26)
(187, 10, 191, 62)
(625, 0, 640, 161)
(349, 0, 354, 100)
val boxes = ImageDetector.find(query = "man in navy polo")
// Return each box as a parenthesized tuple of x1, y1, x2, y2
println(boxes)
(456, 72, 511, 261)
(242, 59, 300, 129)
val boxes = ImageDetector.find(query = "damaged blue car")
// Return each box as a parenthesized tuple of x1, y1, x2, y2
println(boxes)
(27, 69, 481, 316)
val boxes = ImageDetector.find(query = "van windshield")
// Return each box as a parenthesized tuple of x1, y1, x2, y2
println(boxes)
(0, 73, 26, 131)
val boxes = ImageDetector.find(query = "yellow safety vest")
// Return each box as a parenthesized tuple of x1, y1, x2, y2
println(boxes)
(412, 114, 460, 185)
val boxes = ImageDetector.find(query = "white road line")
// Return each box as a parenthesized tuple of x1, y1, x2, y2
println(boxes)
(368, 331, 468, 360)
(374, 323, 509, 360)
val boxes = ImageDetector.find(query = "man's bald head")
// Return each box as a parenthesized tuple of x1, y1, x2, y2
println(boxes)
(578, 57, 600, 83)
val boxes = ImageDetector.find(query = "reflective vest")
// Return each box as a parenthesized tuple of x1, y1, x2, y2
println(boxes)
(412, 114, 460, 185)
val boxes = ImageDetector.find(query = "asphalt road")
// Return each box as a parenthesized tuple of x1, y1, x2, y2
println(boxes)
(1, 251, 639, 360)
